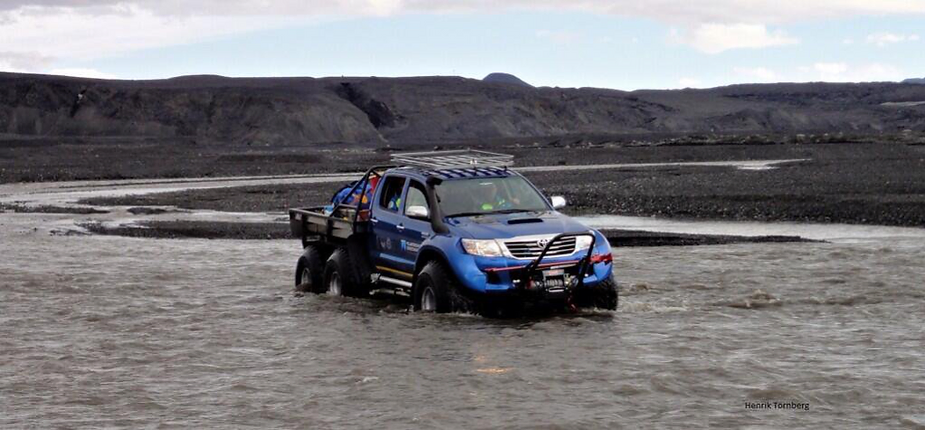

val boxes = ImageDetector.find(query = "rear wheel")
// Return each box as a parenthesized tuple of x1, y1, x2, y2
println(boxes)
(295, 245, 325, 293)
(572, 276, 619, 310)
(327, 270, 344, 296)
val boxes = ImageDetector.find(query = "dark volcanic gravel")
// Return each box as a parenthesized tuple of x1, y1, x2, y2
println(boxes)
(82, 221, 290, 240)
(529, 143, 925, 227)
(126, 207, 173, 215)
(80, 182, 340, 213)
(82, 220, 809, 246)
(0, 137, 880, 184)
(0, 138, 384, 183)
(602, 229, 812, 247)
(0, 203, 109, 214)
(81, 142, 925, 228)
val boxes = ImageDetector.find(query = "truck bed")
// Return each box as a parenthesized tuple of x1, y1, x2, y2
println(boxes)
(289, 206, 369, 242)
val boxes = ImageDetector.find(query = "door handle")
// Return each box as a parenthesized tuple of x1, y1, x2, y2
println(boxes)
(396, 224, 405, 231)
(370, 217, 378, 224)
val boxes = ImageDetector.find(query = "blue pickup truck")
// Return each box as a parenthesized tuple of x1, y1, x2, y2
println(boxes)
(289, 150, 617, 315)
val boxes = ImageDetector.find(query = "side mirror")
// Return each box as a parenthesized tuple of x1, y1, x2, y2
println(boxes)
(550, 196, 567, 210)
(406, 205, 430, 220)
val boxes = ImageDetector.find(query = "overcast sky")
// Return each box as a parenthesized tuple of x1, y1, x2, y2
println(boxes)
(1, 0, 923, 89)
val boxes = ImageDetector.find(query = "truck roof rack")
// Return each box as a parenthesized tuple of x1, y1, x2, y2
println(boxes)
(391, 149, 514, 170)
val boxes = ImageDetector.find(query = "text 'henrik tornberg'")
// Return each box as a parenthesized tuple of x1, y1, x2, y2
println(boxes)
(745, 401, 810, 411)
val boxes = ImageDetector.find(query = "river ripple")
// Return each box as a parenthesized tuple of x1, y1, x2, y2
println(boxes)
(2, 213, 924, 428)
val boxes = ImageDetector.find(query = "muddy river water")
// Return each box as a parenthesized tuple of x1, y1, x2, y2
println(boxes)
(2, 168, 925, 428)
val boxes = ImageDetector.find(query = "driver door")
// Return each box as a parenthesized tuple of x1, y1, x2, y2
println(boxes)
(396, 180, 434, 268)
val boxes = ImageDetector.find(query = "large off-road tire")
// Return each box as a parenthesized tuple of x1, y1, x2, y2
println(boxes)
(323, 248, 364, 297)
(346, 238, 372, 296)
(572, 276, 619, 310)
(413, 261, 472, 313)
(295, 245, 325, 293)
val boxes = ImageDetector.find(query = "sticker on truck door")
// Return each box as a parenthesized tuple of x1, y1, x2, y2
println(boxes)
(400, 240, 421, 254)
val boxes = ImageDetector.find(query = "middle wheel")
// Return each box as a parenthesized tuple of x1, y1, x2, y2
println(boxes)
(323, 248, 359, 297)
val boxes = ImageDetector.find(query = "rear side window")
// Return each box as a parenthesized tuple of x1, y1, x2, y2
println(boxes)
(379, 176, 406, 212)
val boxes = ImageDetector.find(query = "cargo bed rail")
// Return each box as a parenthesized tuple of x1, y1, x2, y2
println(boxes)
(289, 165, 393, 246)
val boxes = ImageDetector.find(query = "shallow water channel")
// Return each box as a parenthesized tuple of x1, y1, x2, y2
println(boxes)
(2, 167, 924, 428)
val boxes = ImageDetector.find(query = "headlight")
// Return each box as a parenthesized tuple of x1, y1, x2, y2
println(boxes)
(576, 235, 594, 250)
(461, 239, 504, 257)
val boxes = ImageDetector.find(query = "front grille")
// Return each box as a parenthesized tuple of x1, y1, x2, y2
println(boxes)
(503, 236, 577, 259)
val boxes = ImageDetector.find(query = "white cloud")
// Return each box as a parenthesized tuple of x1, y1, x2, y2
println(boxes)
(535, 30, 580, 44)
(798, 62, 903, 82)
(0, 1, 401, 17)
(0, 4, 302, 75)
(47, 68, 118, 79)
(733, 66, 778, 82)
(866, 32, 920, 46)
(678, 77, 702, 88)
(5, 1, 924, 23)
(727, 62, 905, 85)
(811, 62, 849, 77)
(1, 1, 925, 76)
(681, 23, 798, 54)
(0, 51, 53, 72)
(1, 5, 299, 60)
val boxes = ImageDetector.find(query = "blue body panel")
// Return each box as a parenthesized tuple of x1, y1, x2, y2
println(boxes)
(368, 168, 614, 295)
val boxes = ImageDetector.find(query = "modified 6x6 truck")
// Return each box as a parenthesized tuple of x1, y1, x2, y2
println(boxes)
(289, 150, 617, 314)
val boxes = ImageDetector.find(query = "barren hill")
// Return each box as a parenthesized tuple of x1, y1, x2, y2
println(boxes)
(482, 73, 534, 88)
(2, 72, 925, 146)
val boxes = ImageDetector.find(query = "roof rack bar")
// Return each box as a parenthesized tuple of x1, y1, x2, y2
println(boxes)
(391, 149, 514, 170)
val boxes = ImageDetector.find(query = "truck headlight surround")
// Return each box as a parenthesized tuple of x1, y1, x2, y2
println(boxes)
(576, 235, 594, 250)
(461, 239, 504, 257)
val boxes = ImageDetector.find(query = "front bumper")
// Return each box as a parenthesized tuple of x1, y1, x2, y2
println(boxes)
(451, 232, 614, 296)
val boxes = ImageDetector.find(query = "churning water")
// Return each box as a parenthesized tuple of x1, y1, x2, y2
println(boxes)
(2, 173, 924, 428)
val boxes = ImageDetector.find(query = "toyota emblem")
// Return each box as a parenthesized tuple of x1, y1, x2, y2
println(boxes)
(537, 239, 549, 248)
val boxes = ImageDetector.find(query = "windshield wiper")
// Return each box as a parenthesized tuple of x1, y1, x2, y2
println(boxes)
(446, 211, 487, 218)
(490, 209, 535, 214)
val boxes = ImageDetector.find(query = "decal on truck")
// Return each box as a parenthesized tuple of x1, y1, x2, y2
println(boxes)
(401, 240, 422, 254)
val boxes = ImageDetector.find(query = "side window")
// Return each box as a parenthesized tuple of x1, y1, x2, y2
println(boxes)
(378, 176, 406, 212)
(404, 181, 430, 216)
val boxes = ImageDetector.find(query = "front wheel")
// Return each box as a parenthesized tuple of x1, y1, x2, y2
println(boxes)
(572, 276, 619, 310)
(414, 261, 472, 313)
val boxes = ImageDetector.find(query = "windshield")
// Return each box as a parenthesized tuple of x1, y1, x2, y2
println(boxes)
(434, 176, 550, 217)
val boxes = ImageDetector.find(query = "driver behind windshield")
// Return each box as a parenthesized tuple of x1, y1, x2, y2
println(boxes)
(436, 175, 545, 217)
(476, 181, 510, 211)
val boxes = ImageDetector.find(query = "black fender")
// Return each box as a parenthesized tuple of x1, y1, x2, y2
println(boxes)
(413, 245, 454, 285)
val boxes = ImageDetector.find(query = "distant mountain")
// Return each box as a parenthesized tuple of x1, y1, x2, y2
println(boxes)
(903, 78, 925, 84)
(2, 71, 925, 146)
(482, 73, 533, 88)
